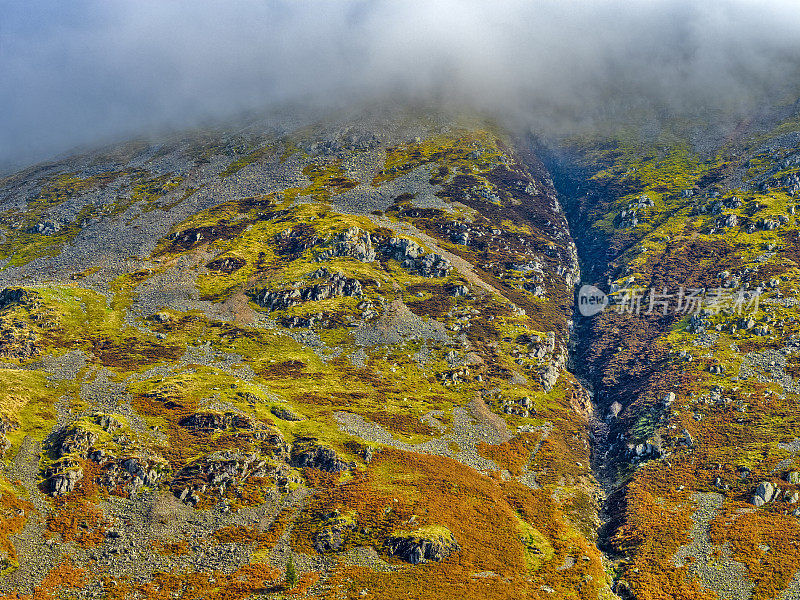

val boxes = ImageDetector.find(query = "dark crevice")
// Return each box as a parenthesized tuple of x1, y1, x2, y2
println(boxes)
(532, 138, 630, 571)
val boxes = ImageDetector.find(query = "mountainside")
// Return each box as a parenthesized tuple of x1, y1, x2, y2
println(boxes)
(1, 106, 800, 599)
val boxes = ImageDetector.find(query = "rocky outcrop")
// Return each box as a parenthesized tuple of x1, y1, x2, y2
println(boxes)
(270, 406, 303, 421)
(0, 287, 41, 359)
(27, 221, 62, 235)
(179, 411, 254, 432)
(317, 227, 376, 263)
(171, 450, 288, 505)
(249, 270, 362, 312)
(313, 511, 357, 553)
(0, 287, 40, 311)
(381, 237, 451, 277)
(95, 413, 123, 432)
(501, 395, 535, 418)
(538, 350, 565, 392)
(47, 464, 83, 496)
(98, 455, 168, 493)
(385, 527, 460, 564)
(55, 425, 98, 458)
(290, 437, 354, 473)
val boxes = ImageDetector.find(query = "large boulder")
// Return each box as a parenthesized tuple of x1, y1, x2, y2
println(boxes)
(753, 481, 777, 506)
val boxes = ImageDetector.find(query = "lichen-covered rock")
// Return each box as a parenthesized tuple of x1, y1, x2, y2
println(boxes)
(380, 237, 451, 277)
(753, 481, 777, 506)
(46, 463, 83, 496)
(290, 437, 354, 473)
(313, 511, 357, 553)
(179, 411, 254, 432)
(94, 413, 123, 433)
(99, 455, 168, 492)
(270, 406, 303, 422)
(55, 425, 99, 458)
(385, 526, 460, 564)
(250, 271, 362, 311)
(417, 253, 451, 278)
(171, 450, 285, 504)
(318, 227, 376, 263)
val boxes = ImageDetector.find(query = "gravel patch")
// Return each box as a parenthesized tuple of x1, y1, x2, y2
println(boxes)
(673, 492, 754, 600)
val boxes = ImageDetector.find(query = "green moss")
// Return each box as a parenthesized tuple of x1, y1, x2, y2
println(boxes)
(516, 516, 555, 570)
(373, 131, 505, 186)
(0, 369, 73, 457)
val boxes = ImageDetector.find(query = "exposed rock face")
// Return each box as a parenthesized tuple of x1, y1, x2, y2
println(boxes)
(290, 437, 354, 472)
(381, 237, 451, 277)
(171, 450, 288, 505)
(416, 252, 452, 278)
(385, 527, 460, 564)
(56, 426, 98, 458)
(0, 287, 40, 311)
(47, 466, 82, 497)
(249, 270, 362, 311)
(270, 406, 303, 421)
(0, 287, 42, 359)
(179, 411, 254, 432)
(98, 456, 167, 493)
(318, 227, 376, 263)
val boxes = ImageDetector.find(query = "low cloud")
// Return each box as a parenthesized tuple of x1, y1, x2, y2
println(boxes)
(2, 0, 800, 170)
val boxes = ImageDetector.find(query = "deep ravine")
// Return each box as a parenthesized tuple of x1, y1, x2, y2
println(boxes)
(534, 139, 630, 586)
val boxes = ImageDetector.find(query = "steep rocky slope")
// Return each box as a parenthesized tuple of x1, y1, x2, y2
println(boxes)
(0, 113, 609, 599)
(3, 104, 800, 599)
(545, 106, 800, 600)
